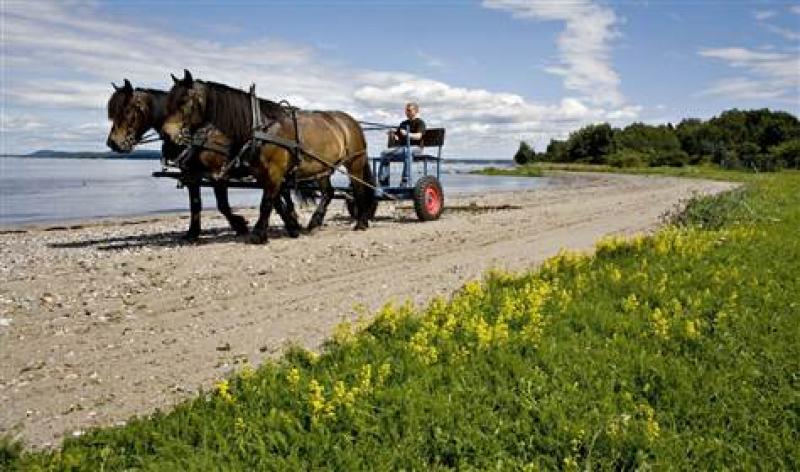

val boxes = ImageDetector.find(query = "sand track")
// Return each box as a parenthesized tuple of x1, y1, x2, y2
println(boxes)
(0, 172, 735, 447)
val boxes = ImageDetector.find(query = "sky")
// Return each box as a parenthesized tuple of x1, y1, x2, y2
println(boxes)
(1, 0, 799, 158)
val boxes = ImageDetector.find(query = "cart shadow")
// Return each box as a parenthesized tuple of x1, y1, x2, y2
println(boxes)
(48, 226, 296, 251)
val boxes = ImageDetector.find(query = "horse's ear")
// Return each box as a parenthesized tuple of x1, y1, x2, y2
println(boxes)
(171, 73, 179, 84)
(183, 69, 193, 83)
(112, 82, 120, 91)
(123, 79, 133, 92)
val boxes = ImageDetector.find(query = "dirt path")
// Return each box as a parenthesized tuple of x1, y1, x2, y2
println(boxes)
(0, 172, 735, 447)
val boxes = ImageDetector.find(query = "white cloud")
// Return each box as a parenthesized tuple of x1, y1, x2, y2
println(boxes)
(754, 10, 777, 21)
(2, 1, 639, 157)
(482, 0, 624, 107)
(792, 6, 800, 15)
(698, 47, 800, 101)
(765, 24, 800, 42)
(353, 76, 639, 155)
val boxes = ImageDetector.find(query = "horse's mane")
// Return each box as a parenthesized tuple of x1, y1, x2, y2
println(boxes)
(107, 87, 166, 120)
(107, 89, 129, 120)
(201, 81, 287, 148)
(136, 88, 166, 97)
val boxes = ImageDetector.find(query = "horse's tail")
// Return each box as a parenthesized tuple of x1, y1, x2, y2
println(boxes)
(293, 185, 318, 205)
(353, 146, 377, 225)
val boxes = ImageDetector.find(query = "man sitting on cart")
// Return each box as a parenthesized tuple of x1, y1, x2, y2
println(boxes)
(378, 102, 426, 187)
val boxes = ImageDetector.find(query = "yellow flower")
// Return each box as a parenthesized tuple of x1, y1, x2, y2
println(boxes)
(235, 416, 245, 432)
(474, 317, 492, 347)
(377, 362, 392, 385)
(622, 293, 639, 313)
(308, 379, 327, 420)
(239, 363, 255, 381)
(358, 364, 373, 393)
(333, 320, 355, 345)
(650, 307, 669, 339)
(287, 367, 300, 389)
(214, 379, 235, 404)
(684, 319, 698, 339)
(409, 330, 438, 364)
(609, 266, 622, 283)
(331, 381, 352, 410)
(638, 404, 660, 441)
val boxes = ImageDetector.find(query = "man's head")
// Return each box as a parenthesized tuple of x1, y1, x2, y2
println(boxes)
(405, 102, 419, 120)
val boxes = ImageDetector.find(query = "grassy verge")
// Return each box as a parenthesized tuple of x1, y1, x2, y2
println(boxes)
(8, 172, 799, 470)
(472, 165, 545, 177)
(474, 162, 755, 181)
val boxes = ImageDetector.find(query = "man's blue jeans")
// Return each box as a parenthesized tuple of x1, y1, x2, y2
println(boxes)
(378, 146, 420, 186)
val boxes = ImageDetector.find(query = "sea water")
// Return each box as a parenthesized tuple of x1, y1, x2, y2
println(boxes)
(0, 157, 547, 226)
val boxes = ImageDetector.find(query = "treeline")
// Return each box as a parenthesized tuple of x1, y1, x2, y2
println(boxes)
(515, 108, 800, 170)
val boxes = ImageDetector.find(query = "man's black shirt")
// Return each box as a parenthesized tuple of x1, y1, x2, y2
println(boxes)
(396, 118, 426, 146)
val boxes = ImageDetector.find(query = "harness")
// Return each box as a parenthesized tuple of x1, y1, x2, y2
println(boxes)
(178, 84, 377, 193)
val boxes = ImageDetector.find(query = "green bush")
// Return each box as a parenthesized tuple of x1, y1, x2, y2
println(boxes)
(0, 435, 23, 469)
(650, 149, 689, 167)
(607, 149, 647, 168)
(770, 138, 800, 168)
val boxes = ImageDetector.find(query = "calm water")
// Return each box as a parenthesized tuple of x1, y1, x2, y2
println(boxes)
(0, 157, 547, 226)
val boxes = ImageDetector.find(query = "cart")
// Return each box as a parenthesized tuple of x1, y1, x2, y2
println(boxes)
(153, 121, 446, 222)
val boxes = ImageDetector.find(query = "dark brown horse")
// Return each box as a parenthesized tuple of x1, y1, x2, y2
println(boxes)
(106, 79, 299, 240)
(161, 71, 375, 244)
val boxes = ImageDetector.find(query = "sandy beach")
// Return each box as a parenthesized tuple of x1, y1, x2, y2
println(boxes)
(0, 172, 736, 448)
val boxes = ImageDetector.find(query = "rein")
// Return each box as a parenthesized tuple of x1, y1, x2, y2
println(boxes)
(136, 131, 161, 145)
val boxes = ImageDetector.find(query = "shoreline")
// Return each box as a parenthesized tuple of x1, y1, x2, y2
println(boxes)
(0, 172, 736, 448)
(0, 177, 552, 233)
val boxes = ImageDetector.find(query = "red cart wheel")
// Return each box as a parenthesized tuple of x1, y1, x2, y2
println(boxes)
(413, 176, 444, 221)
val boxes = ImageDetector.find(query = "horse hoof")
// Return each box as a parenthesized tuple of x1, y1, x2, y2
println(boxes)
(231, 216, 249, 235)
(247, 233, 268, 244)
(353, 222, 368, 231)
(182, 231, 200, 241)
(287, 227, 301, 238)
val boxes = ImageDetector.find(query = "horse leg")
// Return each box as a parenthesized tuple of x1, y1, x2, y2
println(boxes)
(213, 183, 249, 236)
(249, 186, 282, 244)
(184, 182, 202, 240)
(307, 177, 334, 232)
(274, 184, 301, 238)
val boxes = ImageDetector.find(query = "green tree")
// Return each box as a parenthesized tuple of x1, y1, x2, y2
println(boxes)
(514, 141, 536, 165)
(545, 139, 568, 162)
(565, 123, 614, 163)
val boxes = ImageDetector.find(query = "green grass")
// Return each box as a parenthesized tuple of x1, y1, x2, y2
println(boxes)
(8, 172, 800, 470)
(472, 165, 545, 177)
(475, 162, 756, 182)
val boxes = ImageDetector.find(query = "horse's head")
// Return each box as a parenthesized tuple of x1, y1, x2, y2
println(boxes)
(163, 70, 207, 146)
(106, 79, 155, 153)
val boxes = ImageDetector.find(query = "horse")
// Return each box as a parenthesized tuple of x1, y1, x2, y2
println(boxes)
(106, 79, 300, 240)
(161, 70, 376, 244)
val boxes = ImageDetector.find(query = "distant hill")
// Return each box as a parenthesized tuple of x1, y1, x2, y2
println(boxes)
(20, 149, 162, 160)
(11, 151, 510, 164)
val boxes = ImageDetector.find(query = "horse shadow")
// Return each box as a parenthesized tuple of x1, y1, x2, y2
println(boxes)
(48, 225, 296, 251)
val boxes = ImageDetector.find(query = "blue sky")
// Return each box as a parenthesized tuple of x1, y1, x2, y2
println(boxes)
(2, 0, 798, 158)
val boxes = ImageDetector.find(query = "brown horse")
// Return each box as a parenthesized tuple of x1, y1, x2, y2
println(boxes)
(106, 79, 299, 240)
(161, 70, 375, 244)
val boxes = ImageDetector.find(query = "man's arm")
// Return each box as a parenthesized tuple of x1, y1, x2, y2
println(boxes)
(398, 119, 425, 141)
